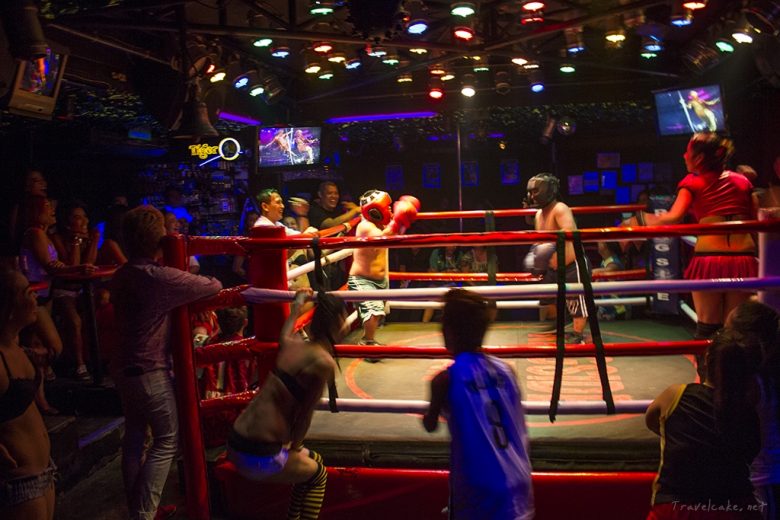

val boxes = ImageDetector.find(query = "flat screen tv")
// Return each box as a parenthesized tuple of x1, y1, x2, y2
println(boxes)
(654, 84, 725, 136)
(258, 126, 321, 168)
(6, 47, 67, 120)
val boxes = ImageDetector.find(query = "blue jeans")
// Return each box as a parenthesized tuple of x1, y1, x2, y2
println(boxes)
(117, 369, 178, 520)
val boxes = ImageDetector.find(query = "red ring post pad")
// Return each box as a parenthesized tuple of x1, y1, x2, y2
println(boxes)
(415, 204, 647, 220)
(214, 464, 656, 520)
(194, 338, 710, 366)
(238, 219, 780, 250)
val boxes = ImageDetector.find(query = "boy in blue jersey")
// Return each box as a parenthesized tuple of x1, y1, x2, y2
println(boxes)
(423, 289, 534, 520)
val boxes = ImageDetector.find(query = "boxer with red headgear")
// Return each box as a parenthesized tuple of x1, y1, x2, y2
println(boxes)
(349, 190, 419, 354)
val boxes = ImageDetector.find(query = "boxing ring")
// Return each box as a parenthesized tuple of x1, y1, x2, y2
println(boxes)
(162, 205, 780, 520)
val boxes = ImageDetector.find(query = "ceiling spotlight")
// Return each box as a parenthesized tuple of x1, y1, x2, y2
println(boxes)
(605, 28, 627, 47)
(309, 1, 337, 16)
(451, 2, 476, 17)
(345, 57, 361, 70)
(441, 72, 456, 81)
(271, 46, 290, 58)
(382, 54, 400, 65)
(406, 0, 429, 34)
(670, 3, 694, 27)
(397, 73, 413, 83)
(565, 27, 585, 54)
(642, 36, 664, 52)
(249, 84, 265, 97)
(521, 1, 545, 24)
(328, 52, 346, 63)
(253, 38, 273, 48)
(743, 0, 780, 34)
(233, 71, 256, 89)
(407, 19, 429, 34)
(641, 51, 658, 59)
(367, 45, 387, 57)
(522, 1, 546, 11)
(559, 63, 576, 73)
(523, 60, 540, 70)
(409, 47, 428, 54)
(305, 60, 322, 74)
(313, 41, 333, 54)
(430, 64, 446, 75)
(682, 0, 707, 9)
(511, 56, 529, 66)
(318, 66, 334, 80)
(714, 37, 735, 53)
(428, 77, 444, 99)
(529, 69, 544, 93)
(453, 25, 476, 41)
(474, 62, 490, 72)
(209, 68, 226, 83)
(460, 74, 476, 97)
(495, 71, 511, 95)
(732, 17, 756, 43)
(260, 75, 285, 104)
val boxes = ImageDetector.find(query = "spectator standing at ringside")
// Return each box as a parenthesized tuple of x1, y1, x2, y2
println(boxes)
(111, 205, 221, 520)
(423, 289, 534, 520)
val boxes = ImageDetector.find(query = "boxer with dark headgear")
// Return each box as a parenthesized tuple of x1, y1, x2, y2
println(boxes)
(525, 173, 560, 209)
(348, 190, 419, 352)
(522, 173, 589, 343)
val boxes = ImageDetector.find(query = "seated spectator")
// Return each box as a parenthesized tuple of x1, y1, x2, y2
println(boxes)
(724, 301, 780, 520)
(645, 329, 762, 519)
(593, 241, 626, 320)
(97, 204, 129, 266)
(51, 200, 101, 382)
(0, 268, 57, 520)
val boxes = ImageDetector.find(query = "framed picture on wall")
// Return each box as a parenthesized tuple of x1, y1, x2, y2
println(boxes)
(621, 164, 637, 184)
(568, 174, 584, 195)
(423, 163, 441, 188)
(461, 161, 479, 187)
(385, 164, 404, 191)
(583, 171, 600, 192)
(597, 152, 620, 169)
(500, 159, 520, 185)
(638, 162, 654, 182)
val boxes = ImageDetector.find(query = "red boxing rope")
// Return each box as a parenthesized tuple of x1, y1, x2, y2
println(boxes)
(388, 268, 648, 283)
(238, 219, 780, 251)
(415, 204, 646, 220)
(188, 216, 359, 257)
(193, 338, 710, 366)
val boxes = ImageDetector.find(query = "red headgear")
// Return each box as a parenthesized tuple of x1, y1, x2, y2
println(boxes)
(359, 190, 393, 225)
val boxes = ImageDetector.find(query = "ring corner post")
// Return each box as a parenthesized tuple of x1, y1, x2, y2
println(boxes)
(247, 226, 289, 386)
(162, 233, 211, 520)
(758, 208, 780, 312)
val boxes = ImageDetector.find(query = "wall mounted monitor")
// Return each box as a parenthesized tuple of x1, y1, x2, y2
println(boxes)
(654, 84, 726, 136)
(258, 126, 321, 168)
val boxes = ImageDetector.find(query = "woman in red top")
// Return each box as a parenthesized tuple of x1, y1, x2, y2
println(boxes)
(644, 133, 757, 341)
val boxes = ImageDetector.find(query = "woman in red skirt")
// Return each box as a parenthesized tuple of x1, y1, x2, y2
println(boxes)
(644, 132, 757, 342)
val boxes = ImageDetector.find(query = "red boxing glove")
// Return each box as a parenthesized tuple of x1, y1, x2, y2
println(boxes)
(399, 195, 421, 211)
(391, 200, 418, 233)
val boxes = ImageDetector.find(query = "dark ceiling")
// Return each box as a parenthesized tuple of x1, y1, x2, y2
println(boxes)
(2, 0, 779, 139)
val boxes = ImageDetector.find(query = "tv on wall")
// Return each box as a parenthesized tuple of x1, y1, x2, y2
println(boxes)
(258, 126, 321, 168)
(7, 47, 68, 120)
(654, 84, 725, 136)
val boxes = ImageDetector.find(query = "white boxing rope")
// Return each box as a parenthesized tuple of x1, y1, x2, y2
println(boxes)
(314, 397, 651, 415)
(242, 276, 780, 304)
(287, 248, 355, 280)
(387, 296, 648, 310)
(679, 301, 698, 324)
